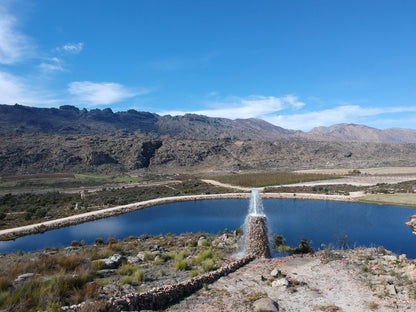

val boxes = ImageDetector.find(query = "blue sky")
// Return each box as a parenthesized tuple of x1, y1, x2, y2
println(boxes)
(0, 0, 415, 131)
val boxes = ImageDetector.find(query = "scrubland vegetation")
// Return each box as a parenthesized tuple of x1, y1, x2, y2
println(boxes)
(0, 179, 237, 230)
(0, 231, 241, 311)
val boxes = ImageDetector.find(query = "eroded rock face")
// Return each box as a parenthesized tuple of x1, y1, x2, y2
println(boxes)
(245, 215, 271, 259)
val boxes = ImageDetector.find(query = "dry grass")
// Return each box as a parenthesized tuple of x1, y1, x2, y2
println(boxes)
(312, 305, 343, 312)
(212, 172, 337, 187)
(358, 193, 416, 208)
(296, 166, 416, 175)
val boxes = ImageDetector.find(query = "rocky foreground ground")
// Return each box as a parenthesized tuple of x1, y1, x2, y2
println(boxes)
(2, 231, 416, 312)
(165, 247, 416, 312)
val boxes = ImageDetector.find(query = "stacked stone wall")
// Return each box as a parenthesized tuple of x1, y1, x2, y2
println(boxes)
(109, 255, 254, 311)
(244, 215, 271, 258)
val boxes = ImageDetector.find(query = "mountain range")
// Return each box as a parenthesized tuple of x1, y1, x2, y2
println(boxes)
(2, 104, 416, 144)
(1, 104, 416, 175)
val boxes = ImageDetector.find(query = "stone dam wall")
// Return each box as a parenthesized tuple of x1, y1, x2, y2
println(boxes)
(109, 255, 254, 311)
(245, 215, 271, 258)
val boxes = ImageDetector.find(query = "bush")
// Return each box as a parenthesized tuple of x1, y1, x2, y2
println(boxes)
(0, 277, 10, 292)
(194, 249, 213, 265)
(121, 276, 133, 285)
(134, 269, 144, 282)
(202, 259, 215, 272)
(118, 263, 137, 276)
(143, 251, 154, 261)
(295, 239, 314, 254)
(94, 238, 104, 245)
(175, 259, 188, 271)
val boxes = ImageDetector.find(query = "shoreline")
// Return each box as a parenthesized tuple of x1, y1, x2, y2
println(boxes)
(0, 192, 362, 241)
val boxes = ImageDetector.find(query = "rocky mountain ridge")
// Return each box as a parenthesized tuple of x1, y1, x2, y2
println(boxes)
(1, 104, 416, 175)
(2, 104, 416, 143)
(0, 104, 293, 141)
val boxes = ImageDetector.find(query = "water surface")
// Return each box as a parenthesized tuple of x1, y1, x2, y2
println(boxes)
(0, 199, 415, 257)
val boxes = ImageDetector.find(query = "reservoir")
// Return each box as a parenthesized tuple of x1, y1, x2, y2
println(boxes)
(0, 199, 415, 257)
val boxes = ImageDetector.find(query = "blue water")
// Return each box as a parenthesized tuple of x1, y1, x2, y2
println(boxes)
(0, 199, 415, 258)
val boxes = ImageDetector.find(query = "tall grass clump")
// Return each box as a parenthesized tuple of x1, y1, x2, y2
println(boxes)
(201, 259, 215, 272)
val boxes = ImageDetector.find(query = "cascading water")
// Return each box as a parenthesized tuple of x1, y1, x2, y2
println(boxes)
(248, 189, 265, 216)
(244, 189, 271, 258)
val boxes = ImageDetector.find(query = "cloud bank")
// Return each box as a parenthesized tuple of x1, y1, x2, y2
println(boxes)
(160, 95, 416, 131)
(162, 95, 305, 119)
(68, 81, 149, 106)
(0, 4, 33, 64)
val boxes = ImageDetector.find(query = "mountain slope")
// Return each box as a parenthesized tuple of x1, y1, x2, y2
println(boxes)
(296, 123, 416, 144)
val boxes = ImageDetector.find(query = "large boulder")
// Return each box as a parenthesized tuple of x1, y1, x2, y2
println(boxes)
(253, 297, 279, 312)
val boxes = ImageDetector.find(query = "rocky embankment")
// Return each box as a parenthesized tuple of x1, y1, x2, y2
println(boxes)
(406, 215, 416, 235)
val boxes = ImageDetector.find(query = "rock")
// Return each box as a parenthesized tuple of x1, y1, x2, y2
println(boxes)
(97, 269, 117, 277)
(382, 255, 396, 262)
(151, 244, 161, 251)
(198, 236, 207, 246)
(15, 273, 34, 282)
(127, 256, 142, 264)
(272, 278, 289, 288)
(270, 268, 281, 278)
(137, 252, 146, 261)
(386, 284, 396, 295)
(403, 265, 416, 282)
(252, 297, 279, 312)
(102, 254, 126, 269)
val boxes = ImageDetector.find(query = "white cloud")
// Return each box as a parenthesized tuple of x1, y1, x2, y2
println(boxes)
(68, 81, 148, 106)
(161, 93, 416, 131)
(265, 105, 416, 131)
(58, 42, 84, 54)
(0, 71, 59, 105)
(162, 95, 305, 119)
(0, 4, 33, 64)
(38, 57, 64, 73)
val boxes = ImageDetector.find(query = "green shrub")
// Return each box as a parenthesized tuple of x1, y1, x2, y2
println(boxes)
(143, 251, 154, 261)
(153, 257, 164, 265)
(0, 277, 10, 292)
(295, 239, 314, 254)
(194, 249, 213, 265)
(92, 260, 105, 271)
(118, 263, 137, 276)
(202, 259, 215, 272)
(121, 276, 133, 285)
(134, 269, 144, 282)
(94, 238, 104, 245)
(175, 259, 188, 271)
(201, 240, 211, 247)
(190, 270, 199, 277)
(71, 240, 81, 247)
(0, 291, 8, 307)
